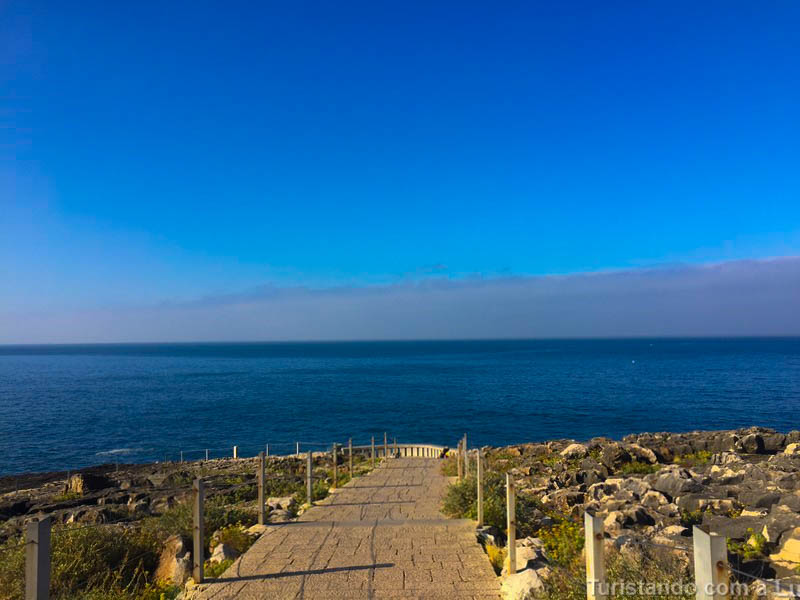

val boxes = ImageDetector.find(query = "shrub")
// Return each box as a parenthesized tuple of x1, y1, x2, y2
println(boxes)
(537, 519, 584, 566)
(204, 559, 234, 579)
(441, 473, 540, 537)
(618, 461, 661, 475)
(728, 529, 767, 560)
(210, 524, 255, 555)
(485, 544, 506, 575)
(674, 451, 712, 467)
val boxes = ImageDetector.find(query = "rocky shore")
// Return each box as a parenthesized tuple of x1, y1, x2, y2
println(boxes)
(473, 426, 800, 598)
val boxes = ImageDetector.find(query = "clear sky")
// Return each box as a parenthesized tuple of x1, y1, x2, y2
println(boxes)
(3, 1, 800, 341)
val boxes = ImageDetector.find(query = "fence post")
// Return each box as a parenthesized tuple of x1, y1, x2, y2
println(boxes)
(192, 479, 204, 583)
(258, 452, 266, 525)
(180, 451, 184, 463)
(585, 512, 606, 600)
(296, 442, 300, 455)
(371, 436, 376, 467)
(477, 448, 484, 527)
(506, 473, 516, 575)
(457, 439, 464, 481)
(384, 432, 388, 459)
(463, 435, 469, 476)
(205, 449, 209, 461)
(348, 438, 353, 478)
(25, 516, 50, 600)
(233, 445, 238, 459)
(306, 451, 313, 505)
(393, 438, 397, 456)
(265, 443, 269, 458)
(331, 444, 338, 489)
(693, 526, 729, 600)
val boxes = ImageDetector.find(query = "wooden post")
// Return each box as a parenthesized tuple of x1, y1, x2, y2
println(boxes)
(585, 512, 606, 600)
(463, 435, 469, 476)
(265, 443, 269, 458)
(233, 445, 238, 459)
(348, 438, 353, 479)
(205, 449, 209, 461)
(506, 473, 516, 575)
(371, 436, 376, 467)
(296, 442, 300, 455)
(331, 444, 338, 489)
(25, 516, 50, 600)
(393, 438, 397, 456)
(477, 448, 484, 527)
(384, 432, 388, 459)
(306, 451, 313, 505)
(693, 526, 730, 600)
(192, 479, 204, 583)
(457, 439, 463, 481)
(258, 452, 266, 525)
(180, 451, 184, 463)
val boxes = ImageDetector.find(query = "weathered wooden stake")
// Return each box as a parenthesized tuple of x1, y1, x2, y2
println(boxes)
(348, 438, 353, 478)
(463, 435, 469, 476)
(265, 443, 269, 458)
(306, 451, 313, 505)
(258, 452, 266, 525)
(180, 451, 184, 463)
(506, 473, 516, 575)
(585, 512, 606, 600)
(477, 448, 484, 527)
(192, 479, 205, 583)
(205, 449, 209, 461)
(332, 444, 338, 489)
(296, 441, 300, 455)
(693, 526, 729, 600)
(25, 516, 50, 600)
(233, 445, 238, 459)
(457, 439, 464, 481)
(371, 436, 376, 466)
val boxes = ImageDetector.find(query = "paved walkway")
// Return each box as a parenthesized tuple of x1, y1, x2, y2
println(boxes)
(195, 458, 502, 600)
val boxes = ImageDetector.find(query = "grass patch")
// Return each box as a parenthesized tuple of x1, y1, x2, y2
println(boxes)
(674, 451, 712, 467)
(204, 559, 234, 579)
(537, 519, 584, 566)
(618, 461, 661, 475)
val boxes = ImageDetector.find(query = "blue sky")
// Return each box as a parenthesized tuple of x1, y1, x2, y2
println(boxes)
(3, 1, 800, 340)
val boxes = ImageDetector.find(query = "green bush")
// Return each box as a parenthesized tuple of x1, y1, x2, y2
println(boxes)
(537, 519, 584, 566)
(618, 461, 661, 475)
(441, 473, 540, 537)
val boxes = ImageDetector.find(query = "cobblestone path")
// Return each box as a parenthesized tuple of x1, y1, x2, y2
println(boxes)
(194, 457, 502, 600)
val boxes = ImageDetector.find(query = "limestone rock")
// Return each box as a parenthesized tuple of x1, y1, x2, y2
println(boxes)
(770, 527, 800, 567)
(501, 568, 546, 600)
(267, 496, 296, 510)
(560, 444, 589, 460)
(210, 542, 240, 564)
(64, 473, 113, 495)
(154, 535, 192, 586)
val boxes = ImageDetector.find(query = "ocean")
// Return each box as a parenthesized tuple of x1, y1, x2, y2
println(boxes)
(1, 338, 798, 476)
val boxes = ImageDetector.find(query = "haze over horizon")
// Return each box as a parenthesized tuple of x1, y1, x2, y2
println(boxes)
(3, 1, 800, 343)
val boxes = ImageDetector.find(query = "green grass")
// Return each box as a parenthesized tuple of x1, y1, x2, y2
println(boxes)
(618, 461, 661, 475)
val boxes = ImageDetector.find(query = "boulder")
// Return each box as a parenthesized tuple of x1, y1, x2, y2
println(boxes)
(735, 434, 765, 454)
(601, 443, 632, 471)
(65, 473, 113, 495)
(154, 535, 191, 585)
(560, 444, 588, 460)
(769, 527, 800, 568)
(737, 490, 781, 510)
(627, 444, 658, 464)
(210, 542, 240, 564)
(652, 467, 703, 500)
(784, 443, 800, 456)
(267, 496, 295, 510)
(501, 568, 547, 600)
(501, 538, 547, 575)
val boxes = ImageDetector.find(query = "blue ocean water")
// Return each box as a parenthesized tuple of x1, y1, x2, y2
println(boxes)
(1, 338, 799, 476)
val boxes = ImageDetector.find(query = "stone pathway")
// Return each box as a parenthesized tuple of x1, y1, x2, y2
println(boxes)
(195, 458, 502, 600)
